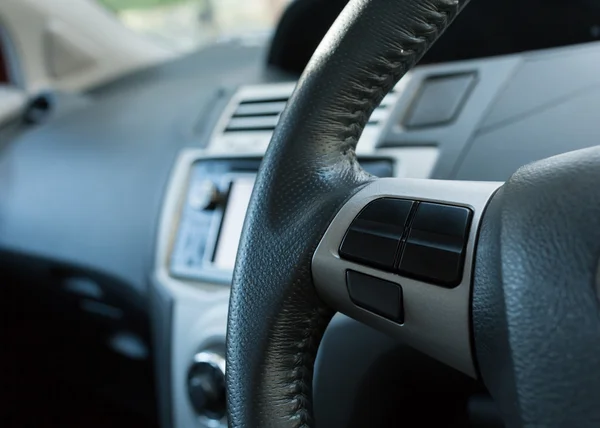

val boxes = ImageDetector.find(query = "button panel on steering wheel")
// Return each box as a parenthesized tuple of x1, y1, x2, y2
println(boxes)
(339, 198, 472, 287)
(312, 178, 501, 377)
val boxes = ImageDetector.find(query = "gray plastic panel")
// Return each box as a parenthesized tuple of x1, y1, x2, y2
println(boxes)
(312, 178, 502, 377)
(378, 56, 521, 179)
(454, 42, 600, 181)
(454, 86, 600, 181)
(479, 42, 600, 130)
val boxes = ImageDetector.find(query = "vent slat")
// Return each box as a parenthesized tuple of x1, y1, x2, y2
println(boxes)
(226, 116, 280, 131)
(239, 97, 289, 105)
(234, 101, 287, 117)
(224, 126, 276, 133)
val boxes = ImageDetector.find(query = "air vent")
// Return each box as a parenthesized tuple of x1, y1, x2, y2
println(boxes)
(210, 81, 404, 153)
(225, 96, 288, 133)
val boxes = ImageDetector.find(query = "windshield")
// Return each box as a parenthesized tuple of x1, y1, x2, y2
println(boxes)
(99, 0, 291, 52)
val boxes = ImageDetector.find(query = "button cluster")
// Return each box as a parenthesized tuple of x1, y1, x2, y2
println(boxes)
(339, 198, 472, 287)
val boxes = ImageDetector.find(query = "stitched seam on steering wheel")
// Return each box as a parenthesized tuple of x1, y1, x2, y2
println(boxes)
(336, 0, 460, 149)
(286, 304, 334, 428)
(285, 179, 375, 427)
(269, 2, 463, 426)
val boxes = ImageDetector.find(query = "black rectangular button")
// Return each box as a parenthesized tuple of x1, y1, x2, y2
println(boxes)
(400, 230, 464, 286)
(398, 203, 472, 287)
(411, 202, 471, 240)
(346, 270, 403, 323)
(339, 198, 414, 271)
(340, 228, 400, 270)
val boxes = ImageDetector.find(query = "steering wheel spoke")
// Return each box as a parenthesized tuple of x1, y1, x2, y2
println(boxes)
(312, 178, 501, 377)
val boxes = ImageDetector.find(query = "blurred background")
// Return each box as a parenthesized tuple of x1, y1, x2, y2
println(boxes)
(100, 0, 290, 52)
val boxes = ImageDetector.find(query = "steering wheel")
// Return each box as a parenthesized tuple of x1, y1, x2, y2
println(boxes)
(226, 0, 600, 426)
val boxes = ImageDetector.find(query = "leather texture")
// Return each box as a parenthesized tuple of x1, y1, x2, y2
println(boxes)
(473, 146, 600, 427)
(227, 0, 467, 426)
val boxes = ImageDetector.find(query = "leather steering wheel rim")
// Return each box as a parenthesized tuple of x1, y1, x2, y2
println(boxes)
(227, 0, 467, 426)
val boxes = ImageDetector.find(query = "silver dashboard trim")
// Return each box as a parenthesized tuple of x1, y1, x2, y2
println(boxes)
(312, 178, 503, 377)
(192, 351, 226, 375)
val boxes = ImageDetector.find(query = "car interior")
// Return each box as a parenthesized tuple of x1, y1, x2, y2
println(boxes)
(2, 0, 600, 427)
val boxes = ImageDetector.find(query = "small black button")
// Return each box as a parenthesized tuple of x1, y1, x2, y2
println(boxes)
(398, 203, 472, 287)
(346, 270, 403, 323)
(340, 228, 399, 269)
(339, 198, 414, 270)
(410, 202, 471, 238)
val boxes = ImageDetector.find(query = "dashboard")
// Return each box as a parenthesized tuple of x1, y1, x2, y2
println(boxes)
(2, 8, 600, 427)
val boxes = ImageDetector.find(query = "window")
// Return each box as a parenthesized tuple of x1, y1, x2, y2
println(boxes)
(98, 0, 291, 52)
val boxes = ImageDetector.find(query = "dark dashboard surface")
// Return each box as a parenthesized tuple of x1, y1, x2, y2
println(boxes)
(0, 41, 293, 308)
